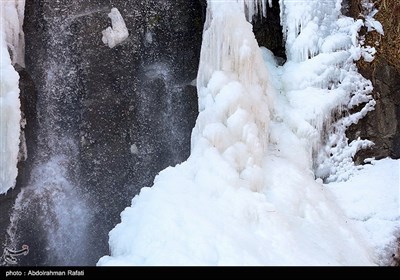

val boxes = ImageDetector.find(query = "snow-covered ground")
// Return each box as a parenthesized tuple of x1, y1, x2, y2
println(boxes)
(328, 158, 400, 265)
(98, 0, 399, 266)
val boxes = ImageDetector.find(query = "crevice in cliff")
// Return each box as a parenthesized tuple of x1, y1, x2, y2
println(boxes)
(252, 0, 286, 62)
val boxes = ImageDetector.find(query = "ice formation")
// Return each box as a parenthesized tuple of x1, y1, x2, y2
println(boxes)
(0, 1, 23, 194)
(277, 0, 376, 182)
(194, 0, 270, 193)
(0, 0, 25, 66)
(102, 8, 129, 49)
(361, 0, 384, 35)
(98, 0, 398, 266)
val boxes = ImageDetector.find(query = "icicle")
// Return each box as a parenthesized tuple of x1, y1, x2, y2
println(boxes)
(230, 0, 269, 21)
(0, 0, 25, 66)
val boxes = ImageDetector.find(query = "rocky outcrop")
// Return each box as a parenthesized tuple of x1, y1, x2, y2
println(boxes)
(347, 0, 400, 162)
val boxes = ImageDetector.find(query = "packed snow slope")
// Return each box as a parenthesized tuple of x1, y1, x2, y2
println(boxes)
(0, 0, 23, 194)
(98, 0, 399, 266)
(327, 158, 400, 265)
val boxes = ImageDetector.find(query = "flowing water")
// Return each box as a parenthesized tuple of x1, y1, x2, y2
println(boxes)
(1, 0, 203, 266)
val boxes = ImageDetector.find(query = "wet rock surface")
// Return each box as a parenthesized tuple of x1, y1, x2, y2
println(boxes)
(1, 0, 203, 265)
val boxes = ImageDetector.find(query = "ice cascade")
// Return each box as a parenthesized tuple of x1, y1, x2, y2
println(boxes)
(98, 0, 376, 266)
(0, 1, 24, 194)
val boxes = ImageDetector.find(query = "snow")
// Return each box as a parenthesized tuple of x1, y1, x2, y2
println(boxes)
(327, 158, 400, 265)
(98, 0, 398, 266)
(102, 8, 129, 49)
(0, 1, 23, 194)
(98, 155, 375, 266)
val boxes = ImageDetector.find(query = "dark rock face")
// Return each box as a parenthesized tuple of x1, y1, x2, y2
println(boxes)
(1, 0, 203, 266)
(252, 0, 286, 60)
(347, 0, 400, 162)
(348, 57, 400, 162)
(16, 67, 39, 187)
(392, 238, 400, 266)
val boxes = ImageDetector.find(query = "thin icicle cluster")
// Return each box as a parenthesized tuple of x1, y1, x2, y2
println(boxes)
(0, 1, 23, 194)
(0, 0, 25, 66)
(232, 0, 272, 20)
(279, 0, 343, 62)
